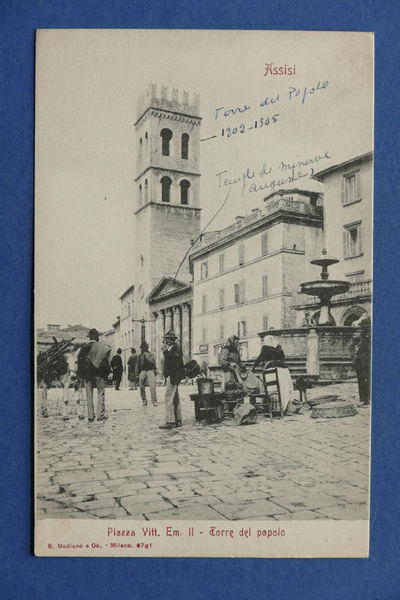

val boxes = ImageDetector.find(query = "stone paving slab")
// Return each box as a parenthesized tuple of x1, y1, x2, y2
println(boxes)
(36, 382, 370, 521)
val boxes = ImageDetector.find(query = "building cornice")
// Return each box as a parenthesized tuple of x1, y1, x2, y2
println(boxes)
(134, 106, 202, 128)
(313, 151, 373, 180)
(189, 210, 322, 264)
(135, 165, 201, 182)
(134, 201, 202, 216)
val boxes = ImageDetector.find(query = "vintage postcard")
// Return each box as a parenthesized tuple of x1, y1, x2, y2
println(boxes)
(35, 29, 373, 557)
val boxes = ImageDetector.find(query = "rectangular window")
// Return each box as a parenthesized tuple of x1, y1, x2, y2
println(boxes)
(262, 274, 269, 297)
(219, 288, 225, 309)
(201, 294, 207, 313)
(237, 320, 247, 337)
(202, 328, 207, 343)
(219, 253, 225, 273)
(219, 323, 224, 340)
(238, 243, 245, 266)
(234, 283, 240, 304)
(262, 314, 269, 330)
(343, 222, 363, 258)
(200, 261, 208, 280)
(342, 171, 361, 206)
(261, 232, 269, 256)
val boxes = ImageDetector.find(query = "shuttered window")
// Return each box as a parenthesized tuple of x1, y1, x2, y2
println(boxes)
(343, 222, 363, 258)
(201, 295, 207, 313)
(219, 253, 225, 273)
(261, 233, 269, 256)
(262, 274, 269, 297)
(342, 171, 362, 206)
(234, 283, 240, 304)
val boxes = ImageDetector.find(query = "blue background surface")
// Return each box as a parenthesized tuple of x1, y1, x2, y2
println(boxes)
(0, 1, 399, 598)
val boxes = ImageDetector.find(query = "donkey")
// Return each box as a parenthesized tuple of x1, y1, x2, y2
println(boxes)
(38, 344, 85, 420)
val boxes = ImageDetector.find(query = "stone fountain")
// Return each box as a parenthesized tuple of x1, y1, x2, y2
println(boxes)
(300, 249, 350, 326)
(257, 249, 360, 381)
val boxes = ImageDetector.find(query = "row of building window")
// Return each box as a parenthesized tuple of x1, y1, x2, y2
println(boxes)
(201, 275, 269, 313)
(200, 314, 269, 343)
(199, 233, 269, 280)
(139, 130, 190, 160)
(161, 129, 189, 159)
(139, 178, 191, 206)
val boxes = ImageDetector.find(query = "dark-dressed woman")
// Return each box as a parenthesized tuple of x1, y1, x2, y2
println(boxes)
(252, 335, 295, 412)
(219, 335, 262, 395)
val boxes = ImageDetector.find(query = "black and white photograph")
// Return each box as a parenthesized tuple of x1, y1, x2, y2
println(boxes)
(35, 29, 373, 557)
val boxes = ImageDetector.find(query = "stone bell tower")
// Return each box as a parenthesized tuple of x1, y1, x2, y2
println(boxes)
(132, 84, 201, 347)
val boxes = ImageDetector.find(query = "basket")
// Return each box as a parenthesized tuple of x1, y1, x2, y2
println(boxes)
(307, 395, 338, 408)
(311, 401, 358, 419)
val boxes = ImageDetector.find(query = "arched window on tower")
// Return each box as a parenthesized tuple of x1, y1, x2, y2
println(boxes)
(180, 180, 191, 205)
(139, 137, 143, 159)
(181, 133, 189, 159)
(144, 131, 148, 155)
(138, 184, 142, 206)
(161, 176, 172, 203)
(160, 128, 173, 156)
(144, 179, 148, 203)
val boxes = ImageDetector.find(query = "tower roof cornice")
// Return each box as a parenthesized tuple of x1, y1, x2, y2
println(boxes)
(134, 107, 201, 128)
(135, 84, 201, 125)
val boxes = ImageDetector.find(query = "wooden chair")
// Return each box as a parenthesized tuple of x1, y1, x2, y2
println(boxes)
(262, 367, 284, 420)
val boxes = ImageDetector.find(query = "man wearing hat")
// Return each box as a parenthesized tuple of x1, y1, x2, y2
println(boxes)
(159, 330, 185, 429)
(77, 328, 111, 422)
(111, 348, 123, 391)
(136, 341, 158, 407)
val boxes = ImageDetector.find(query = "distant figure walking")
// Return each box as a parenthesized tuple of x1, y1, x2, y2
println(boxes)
(137, 341, 158, 406)
(111, 348, 123, 391)
(77, 328, 111, 422)
(127, 348, 138, 390)
(159, 330, 185, 429)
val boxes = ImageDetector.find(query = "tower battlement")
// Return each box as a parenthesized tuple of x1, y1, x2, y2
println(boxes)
(136, 84, 200, 120)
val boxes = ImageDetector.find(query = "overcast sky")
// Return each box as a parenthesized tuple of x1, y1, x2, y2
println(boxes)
(35, 29, 373, 331)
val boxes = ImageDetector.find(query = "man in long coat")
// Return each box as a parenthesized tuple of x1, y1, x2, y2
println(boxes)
(159, 330, 185, 429)
(77, 328, 111, 422)
(111, 348, 123, 391)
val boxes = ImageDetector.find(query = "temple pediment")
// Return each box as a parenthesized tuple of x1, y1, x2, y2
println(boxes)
(147, 276, 191, 303)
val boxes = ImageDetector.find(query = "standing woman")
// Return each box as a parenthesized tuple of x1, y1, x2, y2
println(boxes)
(252, 335, 295, 412)
(219, 335, 242, 386)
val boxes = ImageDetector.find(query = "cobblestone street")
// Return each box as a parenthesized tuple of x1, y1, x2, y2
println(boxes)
(36, 381, 370, 521)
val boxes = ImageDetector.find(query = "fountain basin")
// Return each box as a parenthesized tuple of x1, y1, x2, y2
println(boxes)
(300, 280, 350, 297)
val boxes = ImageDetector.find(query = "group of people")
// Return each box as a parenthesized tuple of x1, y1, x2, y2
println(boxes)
(53, 318, 370, 427)
(76, 328, 185, 428)
(219, 334, 295, 412)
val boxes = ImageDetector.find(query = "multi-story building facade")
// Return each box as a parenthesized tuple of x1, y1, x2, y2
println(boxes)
(189, 189, 324, 365)
(294, 152, 373, 326)
(119, 285, 135, 370)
